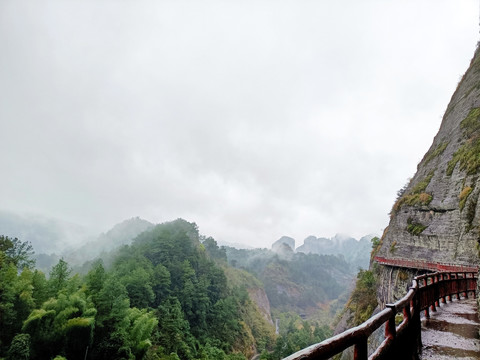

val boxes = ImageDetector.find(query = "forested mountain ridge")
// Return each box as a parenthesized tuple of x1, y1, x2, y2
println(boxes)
(65, 217, 154, 268)
(0, 219, 277, 360)
(33, 217, 154, 272)
(1, 218, 367, 359)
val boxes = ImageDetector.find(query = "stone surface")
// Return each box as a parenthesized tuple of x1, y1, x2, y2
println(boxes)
(247, 287, 274, 325)
(421, 297, 480, 359)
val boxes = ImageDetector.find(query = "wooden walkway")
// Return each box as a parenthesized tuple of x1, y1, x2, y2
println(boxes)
(421, 297, 480, 359)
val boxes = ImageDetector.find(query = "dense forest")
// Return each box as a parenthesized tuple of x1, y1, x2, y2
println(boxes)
(0, 218, 364, 360)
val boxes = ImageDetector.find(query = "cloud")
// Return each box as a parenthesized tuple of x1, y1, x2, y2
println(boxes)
(0, 0, 478, 248)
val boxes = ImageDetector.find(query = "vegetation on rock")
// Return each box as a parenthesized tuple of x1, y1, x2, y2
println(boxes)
(392, 172, 434, 214)
(447, 107, 480, 176)
(259, 312, 331, 360)
(345, 270, 377, 326)
(459, 186, 474, 210)
(406, 218, 427, 236)
(370, 236, 381, 259)
(466, 198, 477, 232)
(422, 141, 449, 166)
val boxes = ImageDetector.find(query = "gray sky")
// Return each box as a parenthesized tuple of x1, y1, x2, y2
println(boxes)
(0, 1, 478, 248)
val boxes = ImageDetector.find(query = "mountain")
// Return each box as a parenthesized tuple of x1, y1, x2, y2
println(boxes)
(11, 215, 155, 272)
(272, 236, 295, 253)
(0, 210, 93, 254)
(225, 245, 355, 316)
(65, 217, 154, 266)
(296, 234, 374, 270)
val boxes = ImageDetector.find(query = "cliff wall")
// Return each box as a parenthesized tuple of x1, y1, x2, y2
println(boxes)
(374, 45, 480, 304)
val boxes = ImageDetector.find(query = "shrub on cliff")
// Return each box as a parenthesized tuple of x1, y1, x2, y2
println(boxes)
(346, 270, 378, 326)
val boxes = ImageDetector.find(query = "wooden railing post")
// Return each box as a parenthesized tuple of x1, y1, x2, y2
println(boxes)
(446, 273, 452, 302)
(430, 275, 437, 313)
(403, 301, 411, 322)
(411, 286, 422, 357)
(353, 338, 368, 360)
(385, 304, 397, 340)
(439, 273, 446, 304)
(455, 273, 460, 300)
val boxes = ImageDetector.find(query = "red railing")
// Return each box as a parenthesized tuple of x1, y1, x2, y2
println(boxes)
(283, 271, 478, 360)
(374, 256, 479, 273)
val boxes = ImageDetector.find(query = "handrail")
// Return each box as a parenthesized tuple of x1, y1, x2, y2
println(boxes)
(283, 271, 477, 360)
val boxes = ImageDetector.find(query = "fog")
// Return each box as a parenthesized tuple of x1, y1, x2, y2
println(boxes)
(0, 1, 478, 248)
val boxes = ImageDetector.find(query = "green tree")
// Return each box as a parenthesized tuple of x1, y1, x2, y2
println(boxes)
(0, 261, 36, 354)
(7, 333, 30, 360)
(32, 270, 49, 307)
(207, 297, 242, 351)
(22, 289, 96, 360)
(157, 297, 195, 359)
(85, 259, 106, 307)
(202, 237, 227, 262)
(48, 259, 72, 296)
(0, 261, 19, 351)
(0, 235, 35, 270)
(268, 319, 330, 360)
(152, 263, 171, 307)
(124, 307, 158, 359)
(348, 270, 378, 326)
(91, 275, 131, 359)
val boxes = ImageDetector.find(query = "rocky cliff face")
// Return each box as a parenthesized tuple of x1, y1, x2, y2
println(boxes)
(374, 46, 480, 304)
(247, 287, 274, 325)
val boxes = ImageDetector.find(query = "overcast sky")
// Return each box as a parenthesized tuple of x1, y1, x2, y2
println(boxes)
(0, 1, 478, 248)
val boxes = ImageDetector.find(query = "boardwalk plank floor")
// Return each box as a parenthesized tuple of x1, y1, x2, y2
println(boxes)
(421, 297, 480, 359)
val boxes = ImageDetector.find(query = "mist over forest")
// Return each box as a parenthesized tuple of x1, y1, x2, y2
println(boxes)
(0, 214, 375, 359)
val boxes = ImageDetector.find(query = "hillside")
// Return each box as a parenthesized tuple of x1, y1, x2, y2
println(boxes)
(31, 217, 154, 272)
(1, 215, 370, 359)
(65, 217, 154, 266)
(225, 246, 355, 316)
(0, 219, 278, 360)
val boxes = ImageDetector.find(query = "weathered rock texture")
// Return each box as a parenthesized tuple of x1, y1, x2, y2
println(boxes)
(247, 287, 274, 325)
(375, 46, 480, 304)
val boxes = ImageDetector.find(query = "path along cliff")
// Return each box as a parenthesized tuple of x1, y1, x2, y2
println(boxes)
(421, 296, 480, 359)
